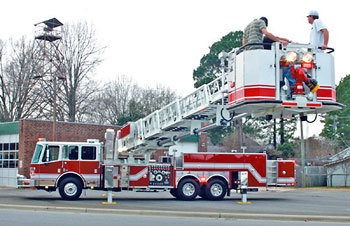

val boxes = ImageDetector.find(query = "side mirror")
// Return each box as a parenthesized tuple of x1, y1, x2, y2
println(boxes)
(46, 149, 50, 162)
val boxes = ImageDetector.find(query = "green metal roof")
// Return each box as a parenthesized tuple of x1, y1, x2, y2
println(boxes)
(0, 122, 19, 135)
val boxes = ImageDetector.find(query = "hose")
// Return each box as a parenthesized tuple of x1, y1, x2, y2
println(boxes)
(221, 108, 235, 122)
(306, 114, 318, 123)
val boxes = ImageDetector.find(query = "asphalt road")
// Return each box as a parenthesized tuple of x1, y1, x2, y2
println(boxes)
(1, 209, 349, 226)
(0, 187, 349, 223)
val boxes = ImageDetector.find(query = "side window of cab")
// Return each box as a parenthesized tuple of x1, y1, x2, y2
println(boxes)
(81, 146, 96, 160)
(62, 145, 79, 160)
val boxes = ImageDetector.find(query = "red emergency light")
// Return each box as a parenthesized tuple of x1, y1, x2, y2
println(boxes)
(302, 62, 314, 69)
(200, 176, 207, 183)
(37, 137, 46, 142)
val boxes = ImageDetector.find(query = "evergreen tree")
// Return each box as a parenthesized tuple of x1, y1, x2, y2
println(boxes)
(192, 31, 243, 144)
(321, 74, 350, 148)
(193, 31, 243, 88)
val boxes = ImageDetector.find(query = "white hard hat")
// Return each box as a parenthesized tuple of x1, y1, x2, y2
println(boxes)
(308, 10, 319, 17)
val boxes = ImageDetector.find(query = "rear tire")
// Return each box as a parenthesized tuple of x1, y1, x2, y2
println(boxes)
(58, 177, 83, 200)
(170, 188, 178, 199)
(177, 178, 199, 201)
(205, 179, 227, 201)
(198, 185, 208, 199)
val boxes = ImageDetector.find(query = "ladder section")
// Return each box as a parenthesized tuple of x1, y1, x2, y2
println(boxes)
(116, 74, 229, 153)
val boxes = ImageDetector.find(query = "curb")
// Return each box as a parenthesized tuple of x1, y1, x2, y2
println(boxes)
(0, 203, 349, 223)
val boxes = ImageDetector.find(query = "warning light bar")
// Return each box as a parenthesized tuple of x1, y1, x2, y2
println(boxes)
(282, 102, 322, 108)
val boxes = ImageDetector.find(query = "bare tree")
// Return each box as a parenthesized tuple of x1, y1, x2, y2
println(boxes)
(90, 75, 179, 125)
(90, 75, 138, 125)
(59, 21, 104, 122)
(0, 38, 45, 122)
(1, 21, 104, 123)
(139, 84, 179, 115)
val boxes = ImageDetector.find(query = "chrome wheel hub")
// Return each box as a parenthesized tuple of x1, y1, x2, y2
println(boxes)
(64, 182, 77, 196)
(182, 183, 195, 196)
(210, 183, 223, 197)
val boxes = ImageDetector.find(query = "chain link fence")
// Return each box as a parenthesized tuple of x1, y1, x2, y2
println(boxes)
(295, 166, 349, 187)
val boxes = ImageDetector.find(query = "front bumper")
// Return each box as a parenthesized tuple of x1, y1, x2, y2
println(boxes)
(17, 174, 34, 187)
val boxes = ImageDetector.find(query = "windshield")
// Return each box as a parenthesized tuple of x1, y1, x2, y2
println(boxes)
(32, 144, 44, 163)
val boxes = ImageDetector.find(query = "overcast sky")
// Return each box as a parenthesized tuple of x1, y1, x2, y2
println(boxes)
(2, 0, 348, 137)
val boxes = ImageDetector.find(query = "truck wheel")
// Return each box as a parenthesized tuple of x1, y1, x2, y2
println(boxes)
(169, 188, 178, 199)
(177, 178, 199, 201)
(198, 185, 208, 199)
(58, 177, 83, 200)
(205, 179, 227, 201)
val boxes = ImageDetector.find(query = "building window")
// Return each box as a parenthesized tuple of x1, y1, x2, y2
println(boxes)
(10, 143, 16, 150)
(0, 143, 19, 168)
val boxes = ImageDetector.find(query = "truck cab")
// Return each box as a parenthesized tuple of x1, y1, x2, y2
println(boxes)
(30, 139, 102, 199)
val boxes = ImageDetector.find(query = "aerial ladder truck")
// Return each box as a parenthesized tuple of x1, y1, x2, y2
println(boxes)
(24, 42, 342, 200)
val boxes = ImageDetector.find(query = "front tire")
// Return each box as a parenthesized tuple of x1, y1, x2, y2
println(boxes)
(58, 177, 83, 200)
(177, 178, 199, 201)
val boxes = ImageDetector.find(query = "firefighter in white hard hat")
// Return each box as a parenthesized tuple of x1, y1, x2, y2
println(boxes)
(307, 10, 329, 52)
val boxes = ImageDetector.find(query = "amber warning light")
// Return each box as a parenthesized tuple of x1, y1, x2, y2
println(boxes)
(30, 167, 36, 175)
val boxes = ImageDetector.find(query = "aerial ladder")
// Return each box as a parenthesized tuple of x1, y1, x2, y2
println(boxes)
(114, 42, 343, 162)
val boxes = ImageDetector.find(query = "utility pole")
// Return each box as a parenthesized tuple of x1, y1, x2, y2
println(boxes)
(300, 113, 306, 187)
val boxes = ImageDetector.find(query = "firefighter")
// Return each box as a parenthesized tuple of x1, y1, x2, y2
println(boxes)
(307, 10, 329, 52)
(243, 17, 289, 50)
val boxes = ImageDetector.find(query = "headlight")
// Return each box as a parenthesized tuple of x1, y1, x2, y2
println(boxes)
(286, 51, 298, 62)
(302, 52, 313, 63)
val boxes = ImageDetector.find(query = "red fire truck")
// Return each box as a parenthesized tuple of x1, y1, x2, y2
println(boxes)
(28, 137, 295, 200)
(21, 42, 341, 200)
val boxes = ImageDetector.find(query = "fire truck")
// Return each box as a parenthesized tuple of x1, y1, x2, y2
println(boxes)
(22, 42, 342, 200)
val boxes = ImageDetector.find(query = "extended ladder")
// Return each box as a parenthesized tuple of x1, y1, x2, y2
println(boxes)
(116, 43, 342, 156)
(116, 73, 239, 154)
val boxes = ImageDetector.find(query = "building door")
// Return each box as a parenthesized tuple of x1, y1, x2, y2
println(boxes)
(0, 141, 19, 187)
